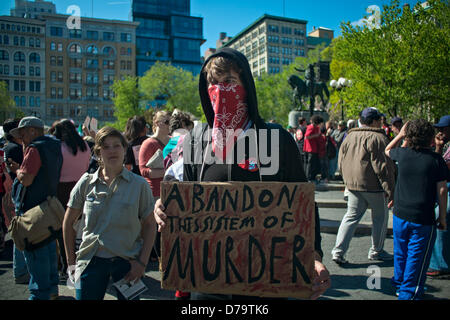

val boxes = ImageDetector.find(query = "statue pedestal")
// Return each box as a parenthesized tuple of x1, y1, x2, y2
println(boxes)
(289, 110, 329, 128)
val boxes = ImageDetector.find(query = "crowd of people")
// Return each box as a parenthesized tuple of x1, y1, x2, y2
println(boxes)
(0, 47, 448, 301)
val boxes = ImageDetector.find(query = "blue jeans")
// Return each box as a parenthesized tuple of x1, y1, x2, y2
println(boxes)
(328, 154, 338, 180)
(392, 215, 436, 300)
(23, 240, 59, 300)
(13, 244, 29, 278)
(76, 256, 136, 300)
(429, 188, 450, 272)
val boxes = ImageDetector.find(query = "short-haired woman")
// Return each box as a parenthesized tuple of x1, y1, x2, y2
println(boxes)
(63, 127, 156, 300)
(385, 119, 448, 300)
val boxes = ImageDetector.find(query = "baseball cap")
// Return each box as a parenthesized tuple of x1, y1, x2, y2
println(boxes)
(338, 120, 346, 127)
(434, 115, 450, 128)
(391, 116, 403, 125)
(360, 107, 381, 120)
(10, 116, 44, 138)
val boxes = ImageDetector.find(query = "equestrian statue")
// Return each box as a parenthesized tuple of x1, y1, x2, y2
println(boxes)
(288, 63, 329, 116)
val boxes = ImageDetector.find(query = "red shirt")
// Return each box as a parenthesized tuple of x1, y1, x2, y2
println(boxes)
(139, 138, 165, 197)
(20, 146, 42, 176)
(317, 134, 327, 158)
(303, 124, 320, 153)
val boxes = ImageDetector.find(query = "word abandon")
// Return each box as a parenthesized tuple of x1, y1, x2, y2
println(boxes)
(163, 182, 299, 216)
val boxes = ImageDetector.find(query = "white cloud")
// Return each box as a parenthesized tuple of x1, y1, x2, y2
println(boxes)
(351, 5, 381, 29)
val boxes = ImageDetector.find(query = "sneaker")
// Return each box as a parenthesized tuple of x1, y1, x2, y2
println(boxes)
(15, 273, 30, 284)
(332, 256, 348, 265)
(426, 269, 450, 278)
(368, 250, 393, 261)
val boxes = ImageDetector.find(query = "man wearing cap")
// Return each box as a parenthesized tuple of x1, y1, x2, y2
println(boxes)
(332, 107, 396, 264)
(9, 116, 63, 300)
(428, 115, 450, 277)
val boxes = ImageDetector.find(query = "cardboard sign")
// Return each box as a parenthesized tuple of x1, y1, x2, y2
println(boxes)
(160, 181, 315, 299)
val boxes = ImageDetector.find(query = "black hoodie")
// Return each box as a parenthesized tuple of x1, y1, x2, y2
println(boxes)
(183, 48, 322, 263)
(186, 47, 310, 184)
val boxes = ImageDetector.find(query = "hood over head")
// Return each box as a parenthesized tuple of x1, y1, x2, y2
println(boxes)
(199, 47, 264, 129)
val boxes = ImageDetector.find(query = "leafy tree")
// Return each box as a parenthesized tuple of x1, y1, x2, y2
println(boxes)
(110, 76, 141, 130)
(334, 0, 449, 121)
(0, 81, 22, 124)
(139, 61, 201, 118)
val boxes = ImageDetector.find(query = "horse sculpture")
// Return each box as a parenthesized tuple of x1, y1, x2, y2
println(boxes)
(288, 74, 330, 111)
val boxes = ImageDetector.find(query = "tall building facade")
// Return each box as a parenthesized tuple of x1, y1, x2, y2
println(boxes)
(42, 14, 138, 125)
(224, 15, 309, 77)
(10, 0, 56, 19)
(223, 15, 333, 77)
(0, 16, 46, 119)
(131, 0, 204, 76)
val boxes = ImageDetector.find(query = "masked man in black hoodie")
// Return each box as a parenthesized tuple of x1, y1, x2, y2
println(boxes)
(154, 48, 330, 300)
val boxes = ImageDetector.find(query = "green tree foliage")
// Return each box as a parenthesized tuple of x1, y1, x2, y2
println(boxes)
(139, 61, 201, 117)
(0, 81, 22, 123)
(110, 76, 141, 130)
(334, 0, 449, 120)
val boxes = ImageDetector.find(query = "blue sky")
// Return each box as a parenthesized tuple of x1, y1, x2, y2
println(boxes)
(0, 0, 420, 53)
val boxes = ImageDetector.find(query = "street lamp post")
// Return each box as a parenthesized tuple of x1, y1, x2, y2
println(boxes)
(330, 77, 352, 120)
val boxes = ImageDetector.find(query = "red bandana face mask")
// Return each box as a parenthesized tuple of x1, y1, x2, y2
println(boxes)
(208, 83, 249, 161)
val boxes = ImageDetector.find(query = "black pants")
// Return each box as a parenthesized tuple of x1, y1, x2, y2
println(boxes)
(305, 152, 319, 182)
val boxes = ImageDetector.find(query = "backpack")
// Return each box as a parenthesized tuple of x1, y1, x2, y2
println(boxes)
(326, 136, 337, 160)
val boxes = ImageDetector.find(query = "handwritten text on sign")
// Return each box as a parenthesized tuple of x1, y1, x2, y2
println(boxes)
(160, 181, 315, 299)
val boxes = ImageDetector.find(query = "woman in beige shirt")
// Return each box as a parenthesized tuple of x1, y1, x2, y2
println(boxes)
(63, 127, 156, 300)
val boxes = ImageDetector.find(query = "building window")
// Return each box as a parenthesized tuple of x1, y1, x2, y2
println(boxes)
(103, 46, 115, 57)
(29, 38, 34, 47)
(86, 59, 98, 69)
(69, 29, 82, 38)
(69, 88, 82, 100)
(86, 73, 98, 84)
(57, 43, 63, 52)
(29, 52, 40, 63)
(35, 38, 40, 48)
(20, 65, 25, 75)
(120, 33, 131, 42)
(14, 51, 25, 62)
(70, 58, 82, 68)
(35, 66, 40, 76)
(0, 50, 8, 60)
(87, 45, 98, 54)
(36, 96, 40, 106)
(14, 65, 19, 75)
(57, 56, 63, 66)
(268, 25, 279, 33)
(69, 72, 81, 83)
(50, 71, 56, 82)
(29, 96, 34, 107)
(69, 43, 82, 53)
(103, 60, 115, 70)
(50, 26, 63, 37)
(58, 87, 63, 99)
(103, 32, 114, 42)
(51, 87, 56, 98)
(86, 30, 98, 40)
(50, 42, 56, 50)
(50, 56, 56, 66)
